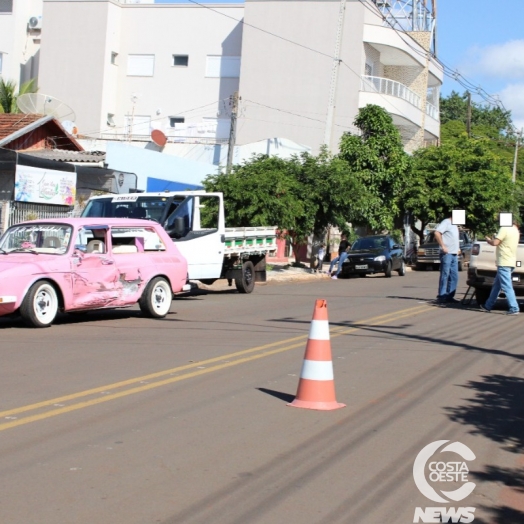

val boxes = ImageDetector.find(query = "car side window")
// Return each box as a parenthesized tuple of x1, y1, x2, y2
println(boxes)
(111, 227, 166, 252)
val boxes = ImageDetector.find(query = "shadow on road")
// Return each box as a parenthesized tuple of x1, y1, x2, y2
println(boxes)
(472, 505, 524, 524)
(257, 387, 295, 403)
(446, 375, 524, 453)
(471, 465, 524, 492)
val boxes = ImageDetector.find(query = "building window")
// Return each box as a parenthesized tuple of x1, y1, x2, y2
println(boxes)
(169, 117, 185, 128)
(205, 56, 240, 78)
(111, 52, 118, 65)
(0, 0, 13, 13)
(172, 55, 188, 67)
(127, 54, 155, 77)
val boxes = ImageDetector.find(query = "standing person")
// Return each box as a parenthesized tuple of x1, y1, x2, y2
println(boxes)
(479, 216, 521, 315)
(316, 243, 326, 273)
(328, 234, 350, 280)
(434, 214, 460, 303)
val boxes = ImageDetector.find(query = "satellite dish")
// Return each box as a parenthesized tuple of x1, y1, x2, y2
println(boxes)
(17, 93, 76, 122)
(151, 129, 167, 147)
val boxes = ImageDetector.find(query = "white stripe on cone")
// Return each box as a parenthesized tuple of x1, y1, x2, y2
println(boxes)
(300, 359, 334, 381)
(308, 319, 330, 340)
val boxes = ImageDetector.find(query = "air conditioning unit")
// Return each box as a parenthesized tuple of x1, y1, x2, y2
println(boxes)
(28, 16, 42, 30)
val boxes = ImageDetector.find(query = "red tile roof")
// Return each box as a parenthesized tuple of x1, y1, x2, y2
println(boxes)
(0, 113, 45, 141)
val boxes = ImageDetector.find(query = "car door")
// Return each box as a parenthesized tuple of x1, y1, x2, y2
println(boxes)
(165, 195, 224, 280)
(388, 237, 401, 269)
(69, 227, 121, 310)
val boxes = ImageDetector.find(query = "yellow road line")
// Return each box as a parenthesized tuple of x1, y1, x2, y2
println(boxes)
(0, 304, 432, 431)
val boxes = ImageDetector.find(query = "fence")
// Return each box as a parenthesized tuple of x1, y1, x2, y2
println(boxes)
(361, 76, 421, 109)
(0, 201, 75, 234)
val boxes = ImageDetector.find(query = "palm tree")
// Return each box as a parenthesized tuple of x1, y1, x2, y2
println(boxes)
(0, 78, 38, 113)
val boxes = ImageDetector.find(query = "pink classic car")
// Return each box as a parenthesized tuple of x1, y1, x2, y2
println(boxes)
(0, 218, 189, 327)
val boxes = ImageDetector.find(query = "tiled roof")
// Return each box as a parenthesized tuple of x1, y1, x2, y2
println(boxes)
(0, 113, 45, 141)
(21, 149, 106, 163)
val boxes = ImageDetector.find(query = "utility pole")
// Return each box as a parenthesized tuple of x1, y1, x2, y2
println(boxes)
(512, 128, 522, 184)
(226, 91, 239, 174)
(466, 91, 471, 138)
(324, 0, 346, 151)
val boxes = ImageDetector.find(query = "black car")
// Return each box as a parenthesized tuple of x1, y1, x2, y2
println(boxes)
(341, 235, 405, 278)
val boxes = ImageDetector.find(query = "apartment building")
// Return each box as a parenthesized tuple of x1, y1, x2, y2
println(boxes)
(0, 0, 42, 86)
(237, 0, 442, 153)
(38, 0, 244, 141)
(29, 0, 441, 153)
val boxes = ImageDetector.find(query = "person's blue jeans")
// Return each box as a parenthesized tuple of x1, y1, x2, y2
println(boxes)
(484, 266, 519, 313)
(437, 253, 458, 301)
(329, 252, 348, 276)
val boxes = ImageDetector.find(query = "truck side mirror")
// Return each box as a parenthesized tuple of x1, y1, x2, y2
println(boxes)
(173, 216, 185, 239)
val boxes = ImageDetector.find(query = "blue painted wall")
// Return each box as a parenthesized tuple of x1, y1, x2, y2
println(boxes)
(105, 142, 216, 191)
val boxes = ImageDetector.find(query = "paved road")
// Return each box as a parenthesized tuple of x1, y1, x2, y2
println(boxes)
(1, 271, 523, 524)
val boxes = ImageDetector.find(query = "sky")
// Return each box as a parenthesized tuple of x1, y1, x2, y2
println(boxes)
(155, 0, 524, 130)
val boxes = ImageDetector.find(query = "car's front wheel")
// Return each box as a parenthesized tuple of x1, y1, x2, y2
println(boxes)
(139, 277, 172, 318)
(20, 280, 59, 328)
(385, 261, 392, 278)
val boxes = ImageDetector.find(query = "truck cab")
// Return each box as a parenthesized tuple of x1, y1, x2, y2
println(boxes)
(81, 191, 276, 293)
(82, 191, 226, 281)
(415, 229, 473, 272)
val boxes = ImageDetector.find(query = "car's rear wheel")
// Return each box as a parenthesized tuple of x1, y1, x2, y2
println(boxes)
(20, 280, 59, 328)
(139, 277, 172, 318)
(397, 260, 406, 276)
(385, 261, 392, 278)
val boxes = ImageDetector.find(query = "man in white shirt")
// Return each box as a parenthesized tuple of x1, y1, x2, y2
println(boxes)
(434, 215, 460, 303)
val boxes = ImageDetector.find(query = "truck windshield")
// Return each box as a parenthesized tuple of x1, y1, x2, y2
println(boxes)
(82, 196, 185, 223)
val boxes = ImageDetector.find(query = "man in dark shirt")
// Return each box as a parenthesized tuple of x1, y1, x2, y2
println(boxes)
(328, 234, 350, 279)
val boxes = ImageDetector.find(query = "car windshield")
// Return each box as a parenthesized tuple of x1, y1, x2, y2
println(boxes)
(82, 195, 185, 222)
(0, 224, 72, 255)
(351, 237, 387, 250)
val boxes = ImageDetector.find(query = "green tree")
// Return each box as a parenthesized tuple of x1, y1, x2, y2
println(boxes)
(0, 78, 38, 114)
(337, 104, 411, 232)
(202, 151, 365, 262)
(440, 90, 513, 134)
(407, 136, 519, 240)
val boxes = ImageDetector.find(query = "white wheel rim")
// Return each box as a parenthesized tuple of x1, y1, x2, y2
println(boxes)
(33, 284, 58, 324)
(151, 281, 171, 316)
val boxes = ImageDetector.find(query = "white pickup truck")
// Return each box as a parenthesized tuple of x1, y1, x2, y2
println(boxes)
(467, 237, 524, 304)
(81, 191, 277, 293)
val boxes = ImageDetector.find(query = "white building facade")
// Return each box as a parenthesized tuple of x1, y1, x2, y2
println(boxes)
(0, 0, 43, 86)
(24, 0, 441, 154)
(237, 0, 442, 153)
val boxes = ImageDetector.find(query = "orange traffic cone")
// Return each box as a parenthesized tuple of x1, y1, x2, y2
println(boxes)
(288, 299, 346, 411)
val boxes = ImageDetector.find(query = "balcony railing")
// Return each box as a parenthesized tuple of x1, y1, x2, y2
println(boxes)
(361, 76, 421, 109)
(425, 101, 439, 121)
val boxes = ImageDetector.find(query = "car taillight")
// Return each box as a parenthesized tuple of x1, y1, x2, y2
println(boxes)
(471, 244, 480, 256)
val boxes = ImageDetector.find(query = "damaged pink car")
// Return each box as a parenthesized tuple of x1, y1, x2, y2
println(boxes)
(0, 218, 189, 327)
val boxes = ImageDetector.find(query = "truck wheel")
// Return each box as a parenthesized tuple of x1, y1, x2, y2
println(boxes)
(475, 288, 490, 305)
(235, 260, 255, 293)
(458, 261, 463, 272)
(139, 277, 172, 318)
(20, 280, 59, 328)
(415, 263, 424, 271)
